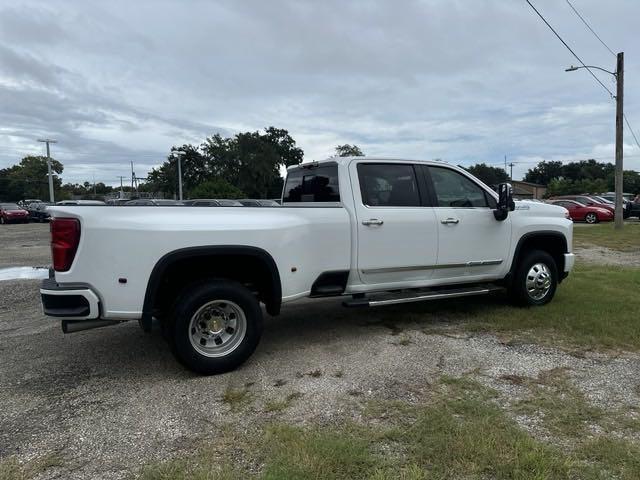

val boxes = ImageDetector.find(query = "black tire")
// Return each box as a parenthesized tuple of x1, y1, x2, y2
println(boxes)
(169, 279, 263, 375)
(584, 212, 598, 224)
(509, 249, 558, 306)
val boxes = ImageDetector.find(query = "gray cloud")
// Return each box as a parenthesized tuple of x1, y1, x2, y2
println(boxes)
(0, 0, 638, 186)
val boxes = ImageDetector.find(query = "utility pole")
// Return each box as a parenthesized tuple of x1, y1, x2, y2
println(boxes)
(614, 52, 624, 229)
(508, 162, 515, 180)
(174, 150, 186, 201)
(565, 54, 625, 229)
(37, 138, 57, 203)
(117, 176, 126, 198)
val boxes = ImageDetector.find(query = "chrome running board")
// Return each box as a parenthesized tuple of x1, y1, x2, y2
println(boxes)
(343, 285, 504, 308)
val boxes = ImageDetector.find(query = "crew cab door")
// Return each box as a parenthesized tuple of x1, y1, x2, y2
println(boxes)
(424, 165, 511, 280)
(350, 162, 438, 286)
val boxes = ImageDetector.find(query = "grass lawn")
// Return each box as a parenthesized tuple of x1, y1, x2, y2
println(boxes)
(445, 263, 640, 350)
(130, 376, 640, 479)
(372, 262, 640, 352)
(573, 222, 640, 252)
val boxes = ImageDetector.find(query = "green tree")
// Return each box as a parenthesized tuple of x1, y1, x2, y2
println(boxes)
(462, 163, 509, 186)
(189, 178, 244, 199)
(0, 156, 63, 201)
(605, 169, 640, 194)
(335, 144, 364, 157)
(149, 127, 304, 199)
(523, 161, 564, 185)
(546, 178, 609, 197)
(524, 159, 627, 193)
(146, 144, 206, 196)
(561, 159, 614, 181)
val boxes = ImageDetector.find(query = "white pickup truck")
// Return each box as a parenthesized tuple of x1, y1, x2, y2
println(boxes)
(41, 157, 575, 374)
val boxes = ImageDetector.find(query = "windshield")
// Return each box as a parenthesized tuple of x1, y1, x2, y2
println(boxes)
(1, 203, 20, 210)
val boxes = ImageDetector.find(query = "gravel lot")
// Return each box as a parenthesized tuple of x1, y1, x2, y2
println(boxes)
(1, 223, 639, 479)
(0, 223, 51, 268)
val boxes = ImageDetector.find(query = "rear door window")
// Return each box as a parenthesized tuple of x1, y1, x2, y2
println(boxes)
(357, 163, 421, 207)
(283, 164, 340, 202)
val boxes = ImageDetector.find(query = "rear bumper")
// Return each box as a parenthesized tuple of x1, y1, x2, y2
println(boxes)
(40, 277, 100, 320)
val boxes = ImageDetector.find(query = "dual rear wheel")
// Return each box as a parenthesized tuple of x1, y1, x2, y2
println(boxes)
(169, 280, 263, 375)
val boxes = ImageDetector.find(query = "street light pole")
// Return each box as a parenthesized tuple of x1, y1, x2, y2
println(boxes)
(37, 138, 57, 203)
(614, 52, 624, 229)
(565, 53, 624, 229)
(174, 150, 186, 201)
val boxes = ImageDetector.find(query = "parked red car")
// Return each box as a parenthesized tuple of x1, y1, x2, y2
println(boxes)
(0, 203, 29, 224)
(550, 195, 615, 215)
(548, 199, 613, 224)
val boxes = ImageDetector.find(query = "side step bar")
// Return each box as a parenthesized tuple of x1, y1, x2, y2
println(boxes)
(343, 285, 504, 308)
(61, 319, 122, 334)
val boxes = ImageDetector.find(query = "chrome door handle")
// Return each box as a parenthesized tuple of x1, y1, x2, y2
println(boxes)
(441, 218, 460, 225)
(362, 218, 384, 226)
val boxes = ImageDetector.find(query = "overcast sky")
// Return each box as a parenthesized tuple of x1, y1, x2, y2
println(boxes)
(1, 0, 639, 185)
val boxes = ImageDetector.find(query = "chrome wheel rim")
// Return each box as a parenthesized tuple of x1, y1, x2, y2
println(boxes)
(585, 213, 596, 224)
(188, 300, 247, 357)
(526, 263, 552, 301)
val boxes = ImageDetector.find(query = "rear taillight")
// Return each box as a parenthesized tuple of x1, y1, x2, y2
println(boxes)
(51, 218, 80, 272)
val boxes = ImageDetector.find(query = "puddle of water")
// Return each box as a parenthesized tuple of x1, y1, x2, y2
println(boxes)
(0, 267, 49, 281)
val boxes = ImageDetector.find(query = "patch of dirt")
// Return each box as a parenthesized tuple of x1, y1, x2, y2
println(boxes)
(574, 245, 640, 267)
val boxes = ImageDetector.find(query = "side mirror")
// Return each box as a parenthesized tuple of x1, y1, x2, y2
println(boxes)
(493, 183, 515, 221)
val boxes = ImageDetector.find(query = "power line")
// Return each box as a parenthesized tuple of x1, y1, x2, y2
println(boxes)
(486, 154, 640, 167)
(624, 114, 640, 151)
(562, 1, 640, 159)
(524, 0, 614, 98)
(564, 0, 616, 57)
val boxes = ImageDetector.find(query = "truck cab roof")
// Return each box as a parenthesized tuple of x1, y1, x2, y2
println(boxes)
(288, 156, 448, 171)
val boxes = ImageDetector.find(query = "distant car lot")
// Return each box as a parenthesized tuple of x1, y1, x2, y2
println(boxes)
(0, 198, 282, 225)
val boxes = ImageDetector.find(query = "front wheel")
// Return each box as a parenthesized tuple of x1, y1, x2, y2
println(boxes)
(170, 279, 264, 375)
(585, 212, 598, 224)
(509, 250, 558, 306)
